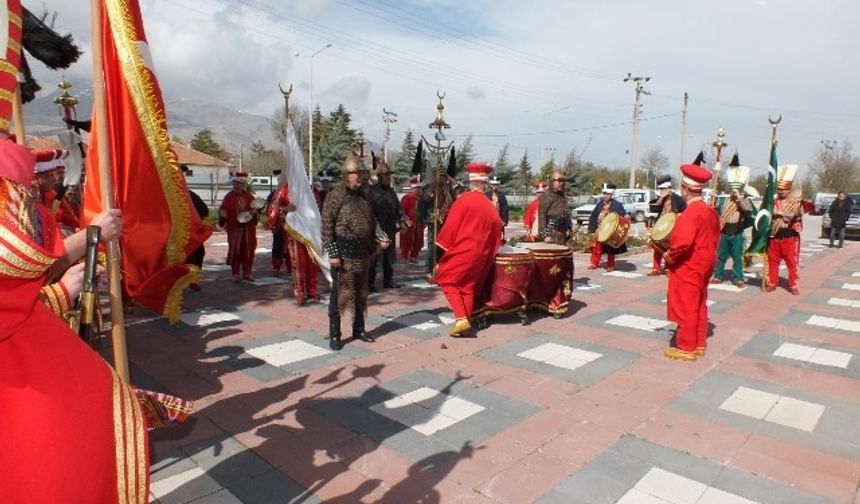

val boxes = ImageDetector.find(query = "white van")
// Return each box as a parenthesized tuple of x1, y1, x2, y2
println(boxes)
(614, 188, 655, 223)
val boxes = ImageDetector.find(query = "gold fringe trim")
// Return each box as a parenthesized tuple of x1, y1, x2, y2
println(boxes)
(104, 0, 192, 267)
(162, 266, 199, 324)
(284, 221, 333, 286)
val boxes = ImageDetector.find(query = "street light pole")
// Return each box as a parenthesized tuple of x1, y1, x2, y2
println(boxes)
(382, 108, 398, 164)
(624, 73, 650, 188)
(304, 43, 332, 183)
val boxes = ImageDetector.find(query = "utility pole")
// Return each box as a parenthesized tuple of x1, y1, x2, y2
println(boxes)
(624, 73, 650, 189)
(238, 143, 244, 172)
(382, 108, 398, 164)
(679, 92, 688, 173)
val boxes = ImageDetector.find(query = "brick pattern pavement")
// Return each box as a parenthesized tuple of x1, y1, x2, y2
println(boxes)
(119, 230, 860, 503)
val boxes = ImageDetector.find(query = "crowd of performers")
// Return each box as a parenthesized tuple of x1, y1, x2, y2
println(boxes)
(213, 148, 810, 361)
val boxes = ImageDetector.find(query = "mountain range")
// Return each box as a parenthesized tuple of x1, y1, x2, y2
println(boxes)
(22, 84, 281, 152)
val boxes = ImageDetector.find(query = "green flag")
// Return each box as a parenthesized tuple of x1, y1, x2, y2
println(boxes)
(745, 141, 778, 257)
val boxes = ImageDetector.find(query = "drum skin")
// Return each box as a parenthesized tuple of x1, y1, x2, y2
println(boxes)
(648, 212, 676, 253)
(597, 213, 629, 248)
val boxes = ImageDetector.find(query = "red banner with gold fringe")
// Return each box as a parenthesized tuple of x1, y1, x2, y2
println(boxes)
(83, 0, 211, 323)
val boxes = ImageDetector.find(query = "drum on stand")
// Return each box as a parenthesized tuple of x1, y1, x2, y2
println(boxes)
(647, 212, 676, 255)
(475, 245, 535, 325)
(518, 242, 574, 317)
(596, 213, 630, 249)
(250, 198, 267, 210)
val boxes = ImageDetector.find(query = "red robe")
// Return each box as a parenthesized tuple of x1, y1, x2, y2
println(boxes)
(665, 198, 720, 353)
(266, 185, 292, 273)
(0, 207, 149, 503)
(523, 197, 540, 241)
(435, 190, 504, 319)
(267, 185, 319, 303)
(400, 190, 424, 259)
(219, 189, 257, 277)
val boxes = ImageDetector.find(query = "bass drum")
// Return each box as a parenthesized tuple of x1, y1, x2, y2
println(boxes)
(648, 212, 676, 255)
(475, 245, 535, 319)
(518, 242, 574, 317)
(596, 213, 630, 248)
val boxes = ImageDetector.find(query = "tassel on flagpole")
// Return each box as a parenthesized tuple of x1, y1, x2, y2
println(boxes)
(90, 0, 129, 382)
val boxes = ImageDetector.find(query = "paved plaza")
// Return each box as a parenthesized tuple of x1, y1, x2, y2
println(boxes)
(128, 221, 860, 503)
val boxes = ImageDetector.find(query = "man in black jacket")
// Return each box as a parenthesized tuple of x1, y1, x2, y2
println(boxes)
(829, 191, 853, 248)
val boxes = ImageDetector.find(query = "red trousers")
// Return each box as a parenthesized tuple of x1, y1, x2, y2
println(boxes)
(667, 271, 709, 352)
(287, 237, 319, 304)
(400, 223, 424, 260)
(651, 249, 664, 272)
(441, 284, 476, 319)
(590, 241, 616, 269)
(767, 235, 799, 289)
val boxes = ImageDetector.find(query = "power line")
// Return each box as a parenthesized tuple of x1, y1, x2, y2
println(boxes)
(445, 111, 680, 138)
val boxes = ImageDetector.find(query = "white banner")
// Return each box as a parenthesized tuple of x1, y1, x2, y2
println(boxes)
(282, 118, 332, 283)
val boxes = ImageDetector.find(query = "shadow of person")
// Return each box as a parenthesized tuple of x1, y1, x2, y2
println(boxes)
(375, 441, 484, 504)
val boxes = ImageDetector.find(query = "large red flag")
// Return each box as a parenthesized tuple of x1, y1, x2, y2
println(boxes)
(83, 0, 211, 323)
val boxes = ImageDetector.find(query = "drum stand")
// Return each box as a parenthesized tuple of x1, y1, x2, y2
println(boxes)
(474, 307, 529, 330)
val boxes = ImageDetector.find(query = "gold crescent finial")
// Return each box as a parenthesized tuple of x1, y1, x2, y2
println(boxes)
(768, 115, 782, 126)
(437, 90, 445, 100)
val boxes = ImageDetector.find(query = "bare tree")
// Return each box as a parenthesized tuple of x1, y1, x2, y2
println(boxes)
(809, 140, 860, 193)
(639, 147, 670, 188)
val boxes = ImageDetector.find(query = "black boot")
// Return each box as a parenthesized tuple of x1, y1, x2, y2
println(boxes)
(329, 315, 342, 350)
(353, 311, 375, 343)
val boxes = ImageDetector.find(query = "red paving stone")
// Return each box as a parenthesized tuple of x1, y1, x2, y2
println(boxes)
(138, 233, 860, 503)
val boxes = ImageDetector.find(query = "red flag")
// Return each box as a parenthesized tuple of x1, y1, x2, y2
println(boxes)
(83, 0, 211, 323)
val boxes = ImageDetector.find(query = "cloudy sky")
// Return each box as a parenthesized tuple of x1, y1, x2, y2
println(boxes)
(27, 0, 860, 176)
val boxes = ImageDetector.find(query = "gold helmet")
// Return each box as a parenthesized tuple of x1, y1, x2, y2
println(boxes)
(343, 152, 365, 174)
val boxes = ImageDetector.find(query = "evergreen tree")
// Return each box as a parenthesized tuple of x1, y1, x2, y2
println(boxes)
(455, 135, 475, 174)
(516, 150, 533, 191)
(190, 129, 229, 161)
(394, 129, 417, 185)
(538, 155, 556, 181)
(494, 143, 515, 187)
(249, 141, 267, 158)
(560, 149, 586, 194)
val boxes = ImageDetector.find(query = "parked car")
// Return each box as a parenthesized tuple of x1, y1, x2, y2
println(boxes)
(812, 192, 837, 215)
(821, 193, 860, 239)
(573, 195, 600, 226)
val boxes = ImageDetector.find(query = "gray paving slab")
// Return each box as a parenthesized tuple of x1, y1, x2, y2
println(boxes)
(781, 309, 860, 336)
(538, 435, 838, 504)
(669, 370, 860, 461)
(225, 330, 371, 382)
(576, 307, 675, 341)
(229, 469, 319, 504)
(477, 332, 640, 387)
(312, 370, 538, 460)
(639, 290, 738, 314)
(736, 332, 860, 379)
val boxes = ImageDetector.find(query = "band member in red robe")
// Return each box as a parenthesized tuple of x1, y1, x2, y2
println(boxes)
(219, 172, 258, 281)
(663, 164, 720, 361)
(435, 162, 504, 336)
(399, 176, 423, 263)
(588, 183, 628, 271)
(266, 176, 291, 277)
(766, 165, 803, 295)
(268, 180, 320, 304)
(523, 182, 546, 241)
(0, 138, 149, 503)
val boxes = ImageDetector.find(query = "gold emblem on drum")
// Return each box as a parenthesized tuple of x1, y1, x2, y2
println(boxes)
(505, 265, 516, 276)
(549, 264, 561, 276)
(563, 279, 572, 297)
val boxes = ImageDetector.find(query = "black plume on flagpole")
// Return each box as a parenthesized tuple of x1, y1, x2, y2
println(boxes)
(446, 146, 457, 178)
(411, 141, 424, 175)
(20, 8, 82, 103)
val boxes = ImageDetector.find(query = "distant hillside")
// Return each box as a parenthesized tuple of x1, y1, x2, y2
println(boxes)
(22, 84, 280, 152)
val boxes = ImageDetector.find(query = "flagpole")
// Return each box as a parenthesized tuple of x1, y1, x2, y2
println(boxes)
(91, 0, 129, 382)
(12, 83, 25, 144)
